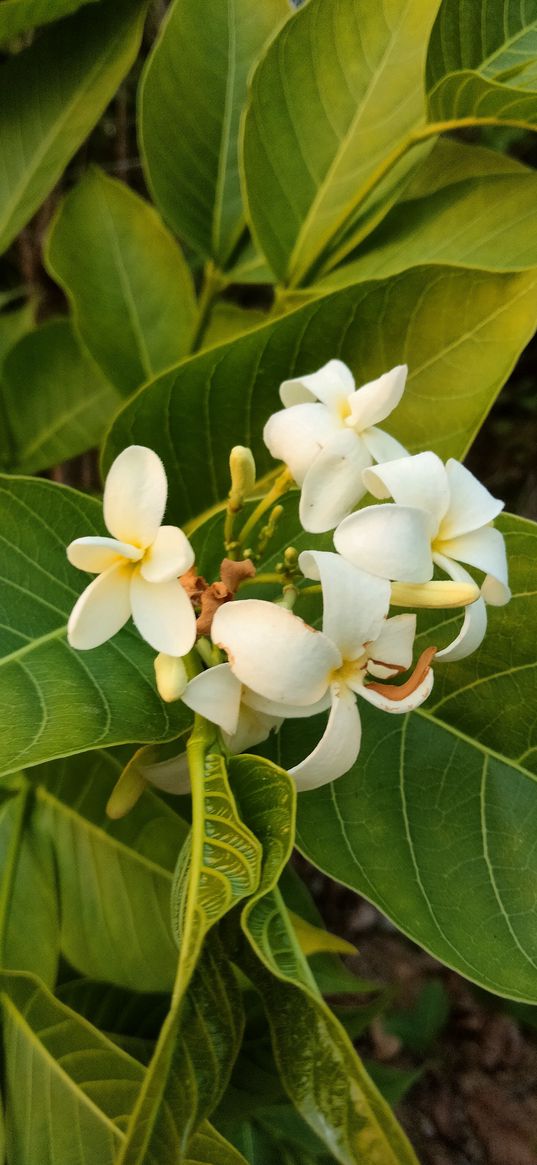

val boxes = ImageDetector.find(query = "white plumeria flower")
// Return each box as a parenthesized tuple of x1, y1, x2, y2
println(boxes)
(263, 359, 408, 533)
(334, 452, 510, 663)
(67, 445, 196, 654)
(182, 663, 287, 755)
(200, 552, 433, 791)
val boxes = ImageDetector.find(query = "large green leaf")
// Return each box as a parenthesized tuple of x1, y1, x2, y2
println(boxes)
(318, 140, 537, 285)
(0, 0, 98, 42)
(140, 0, 290, 268)
(104, 266, 537, 525)
(0, 476, 187, 778)
(0, 300, 34, 374)
(0, 779, 59, 986)
(28, 751, 188, 991)
(0, 970, 245, 1165)
(117, 731, 261, 1164)
(426, 0, 537, 125)
(46, 170, 197, 396)
(0, 0, 146, 256)
(230, 756, 418, 1165)
(294, 513, 537, 1003)
(242, 0, 441, 285)
(0, 971, 143, 1164)
(0, 319, 119, 473)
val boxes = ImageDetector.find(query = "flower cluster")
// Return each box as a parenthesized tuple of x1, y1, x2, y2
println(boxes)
(66, 359, 510, 794)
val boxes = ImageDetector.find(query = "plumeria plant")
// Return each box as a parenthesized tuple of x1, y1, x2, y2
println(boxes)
(1, 0, 537, 1162)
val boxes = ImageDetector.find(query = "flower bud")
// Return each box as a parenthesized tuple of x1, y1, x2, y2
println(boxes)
(229, 446, 256, 508)
(154, 653, 188, 702)
(390, 580, 480, 609)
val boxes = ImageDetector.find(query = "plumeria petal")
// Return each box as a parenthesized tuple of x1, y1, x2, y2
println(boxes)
(212, 599, 339, 706)
(67, 562, 132, 649)
(142, 752, 191, 795)
(440, 459, 504, 540)
(280, 359, 355, 410)
(243, 687, 332, 719)
(361, 427, 409, 464)
(346, 365, 407, 432)
(299, 430, 372, 533)
(140, 525, 195, 583)
(363, 451, 448, 534)
(289, 683, 362, 791)
(103, 445, 167, 548)
(67, 536, 142, 573)
(438, 527, 510, 606)
(360, 662, 434, 713)
(263, 402, 340, 486)
(298, 549, 390, 656)
(367, 614, 416, 679)
(130, 571, 196, 655)
(225, 705, 282, 755)
(433, 553, 488, 661)
(182, 664, 242, 735)
(334, 504, 433, 582)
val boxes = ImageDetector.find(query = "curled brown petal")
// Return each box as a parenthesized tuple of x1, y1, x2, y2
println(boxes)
(219, 557, 255, 593)
(366, 646, 437, 702)
(180, 566, 207, 602)
(196, 582, 233, 636)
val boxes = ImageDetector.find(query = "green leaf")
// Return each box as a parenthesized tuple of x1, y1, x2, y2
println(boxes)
(46, 170, 197, 395)
(0, 476, 188, 778)
(426, 0, 537, 126)
(318, 139, 537, 285)
(184, 1123, 249, 1165)
(0, 319, 120, 473)
(0, 0, 146, 256)
(203, 301, 269, 349)
(0, 970, 143, 1164)
(0, 0, 99, 43)
(28, 751, 188, 991)
(104, 266, 537, 524)
(294, 514, 537, 1003)
(0, 300, 34, 374)
(0, 780, 60, 986)
(117, 736, 261, 1164)
(0, 969, 245, 1165)
(242, 0, 441, 285)
(140, 0, 290, 268)
(230, 756, 418, 1165)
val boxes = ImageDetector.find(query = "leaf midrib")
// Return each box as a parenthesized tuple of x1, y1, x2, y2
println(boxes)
(35, 784, 174, 882)
(288, 0, 421, 275)
(1, 992, 124, 1141)
(0, 14, 137, 246)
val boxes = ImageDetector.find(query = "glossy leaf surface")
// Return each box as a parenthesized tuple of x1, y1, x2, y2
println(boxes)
(105, 266, 537, 523)
(293, 514, 537, 1002)
(427, 0, 537, 125)
(0, 0, 146, 255)
(243, 0, 440, 283)
(1, 319, 119, 473)
(140, 0, 289, 266)
(46, 170, 196, 395)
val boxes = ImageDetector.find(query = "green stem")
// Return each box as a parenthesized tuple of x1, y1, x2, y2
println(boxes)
(183, 467, 281, 540)
(236, 468, 293, 549)
(292, 114, 537, 287)
(189, 260, 227, 354)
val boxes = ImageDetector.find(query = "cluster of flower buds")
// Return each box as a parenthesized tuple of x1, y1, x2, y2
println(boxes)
(66, 360, 510, 792)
